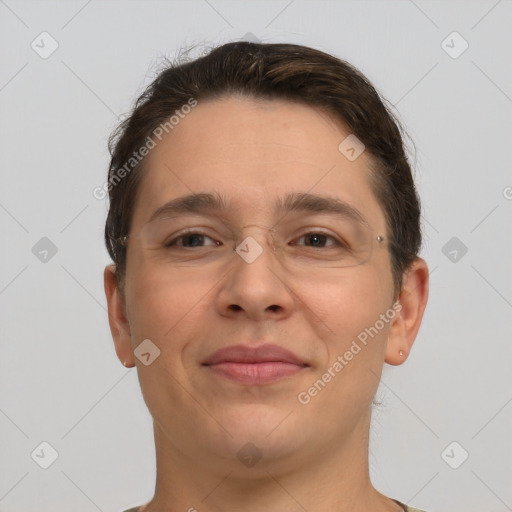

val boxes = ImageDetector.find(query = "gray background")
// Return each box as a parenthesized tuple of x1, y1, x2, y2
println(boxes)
(1, 1, 511, 511)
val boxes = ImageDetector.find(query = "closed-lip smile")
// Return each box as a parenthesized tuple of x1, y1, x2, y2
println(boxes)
(202, 344, 309, 385)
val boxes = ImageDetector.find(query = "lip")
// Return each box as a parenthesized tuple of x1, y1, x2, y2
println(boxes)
(202, 344, 308, 385)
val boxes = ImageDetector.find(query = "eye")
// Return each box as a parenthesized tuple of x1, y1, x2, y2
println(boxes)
(291, 232, 341, 248)
(165, 232, 220, 248)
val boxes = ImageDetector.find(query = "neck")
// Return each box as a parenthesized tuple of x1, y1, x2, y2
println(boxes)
(140, 413, 400, 512)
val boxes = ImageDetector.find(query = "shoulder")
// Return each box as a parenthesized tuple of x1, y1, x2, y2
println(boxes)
(395, 501, 430, 512)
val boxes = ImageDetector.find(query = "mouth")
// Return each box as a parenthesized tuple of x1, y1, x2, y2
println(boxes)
(202, 344, 309, 385)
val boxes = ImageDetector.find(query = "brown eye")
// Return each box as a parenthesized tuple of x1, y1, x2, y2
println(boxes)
(305, 234, 328, 247)
(292, 232, 339, 248)
(165, 233, 219, 248)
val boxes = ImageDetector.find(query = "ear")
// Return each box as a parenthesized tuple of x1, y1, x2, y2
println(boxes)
(385, 258, 429, 366)
(104, 264, 135, 367)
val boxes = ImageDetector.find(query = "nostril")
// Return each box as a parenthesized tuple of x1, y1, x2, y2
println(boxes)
(229, 304, 243, 312)
(267, 304, 280, 312)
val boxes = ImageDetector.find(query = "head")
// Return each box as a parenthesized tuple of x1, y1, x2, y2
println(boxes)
(103, 42, 428, 477)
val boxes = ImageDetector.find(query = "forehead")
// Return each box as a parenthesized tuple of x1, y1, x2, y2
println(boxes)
(131, 96, 385, 231)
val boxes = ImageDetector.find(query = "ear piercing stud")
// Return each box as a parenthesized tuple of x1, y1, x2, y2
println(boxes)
(399, 350, 404, 356)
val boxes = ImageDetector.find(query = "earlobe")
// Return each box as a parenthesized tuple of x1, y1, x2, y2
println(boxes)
(104, 264, 135, 368)
(385, 258, 429, 366)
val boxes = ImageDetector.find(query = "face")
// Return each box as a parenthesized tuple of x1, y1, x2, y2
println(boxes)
(116, 96, 399, 475)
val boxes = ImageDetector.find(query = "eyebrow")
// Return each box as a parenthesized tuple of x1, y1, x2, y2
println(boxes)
(147, 192, 367, 225)
(147, 192, 231, 223)
(275, 192, 367, 225)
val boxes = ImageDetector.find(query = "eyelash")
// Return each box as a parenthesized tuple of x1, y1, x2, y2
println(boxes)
(165, 230, 345, 249)
(165, 231, 220, 248)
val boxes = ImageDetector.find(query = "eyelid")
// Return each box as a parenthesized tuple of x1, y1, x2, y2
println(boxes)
(165, 228, 222, 247)
(290, 229, 346, 247)
(164, 226, 349, 244)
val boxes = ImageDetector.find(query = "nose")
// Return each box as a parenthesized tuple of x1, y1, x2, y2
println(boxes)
(214, 225, 295, 321)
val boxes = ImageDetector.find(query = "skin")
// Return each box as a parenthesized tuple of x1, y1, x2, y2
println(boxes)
(104, 96, 429, 512)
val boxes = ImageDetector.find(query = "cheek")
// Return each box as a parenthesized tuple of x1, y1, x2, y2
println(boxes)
(302, 268, 392, 404)
(125, 262, 216, 347)
(297, 266, 392, 356)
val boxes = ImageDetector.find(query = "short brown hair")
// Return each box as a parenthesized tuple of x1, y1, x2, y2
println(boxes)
(104, 42, 421, 298)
